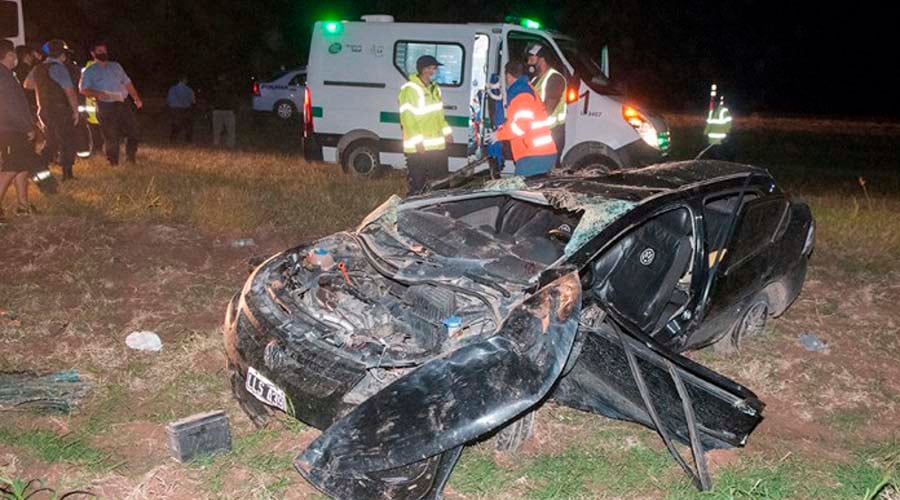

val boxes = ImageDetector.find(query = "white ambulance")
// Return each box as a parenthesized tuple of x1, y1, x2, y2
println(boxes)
(303, 15, 671, 176)
(1, 0, 25, 47)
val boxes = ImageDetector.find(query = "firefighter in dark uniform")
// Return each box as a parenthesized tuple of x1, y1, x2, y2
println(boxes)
(24, 40, 79, 181)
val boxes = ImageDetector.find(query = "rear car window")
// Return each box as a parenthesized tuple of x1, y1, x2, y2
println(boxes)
(289, 73, 305, 86)
(394, 41, 464, 87)
(727, 198, 788, 266)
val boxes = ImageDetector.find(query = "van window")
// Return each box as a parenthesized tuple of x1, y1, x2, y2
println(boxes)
(1, 1, 19, 38)
(506, 31, 567, 77)
(394, 41, 464, 86)
(554, 37, 614, 94)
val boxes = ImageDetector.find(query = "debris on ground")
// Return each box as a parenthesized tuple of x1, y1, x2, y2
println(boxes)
(125, 331, 163, 352)
(799, 332, 827, 352)
(166, 410, 232, 463)
(231, 238, 256, 248)
(0, 369, 92, 414)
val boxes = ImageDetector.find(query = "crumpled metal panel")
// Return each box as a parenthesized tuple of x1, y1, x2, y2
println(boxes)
(294, 272, 582, 499)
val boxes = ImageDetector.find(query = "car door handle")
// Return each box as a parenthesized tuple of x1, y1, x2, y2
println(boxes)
(444, 105, 457, 110)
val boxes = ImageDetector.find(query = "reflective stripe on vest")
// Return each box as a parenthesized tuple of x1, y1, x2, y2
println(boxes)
(399, 75, 450, 153)
(533, 68, 566, 127)
(704, 106, 732, 145)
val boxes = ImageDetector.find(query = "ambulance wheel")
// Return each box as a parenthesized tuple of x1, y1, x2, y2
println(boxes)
(274, 100, 296, 120)
(571, 154, 617, 172)
(342, 139, 381, 177)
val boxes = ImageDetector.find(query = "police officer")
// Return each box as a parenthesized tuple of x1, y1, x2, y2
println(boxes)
(398, 55, 453, 194)
(526, 44, 567, 162)
(79, 41, 143, 166)
(24, 39, 79, 181)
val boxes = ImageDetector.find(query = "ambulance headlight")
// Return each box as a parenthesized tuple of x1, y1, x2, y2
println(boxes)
(622, 105, 660, 150)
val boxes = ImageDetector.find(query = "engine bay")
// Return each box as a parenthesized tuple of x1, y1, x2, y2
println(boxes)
(273, 194, 583, 364)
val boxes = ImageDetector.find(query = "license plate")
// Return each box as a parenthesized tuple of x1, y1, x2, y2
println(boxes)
(245, 366, 288, 412)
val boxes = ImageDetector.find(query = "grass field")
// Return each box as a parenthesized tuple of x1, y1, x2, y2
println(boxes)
(1, 113, 899, 499)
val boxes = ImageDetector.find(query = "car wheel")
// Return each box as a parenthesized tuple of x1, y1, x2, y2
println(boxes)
(494, 411, 535, 453)
(274, 100, 296, 120)
(713, 296, 769, 354)
(342, 139, 381, 177)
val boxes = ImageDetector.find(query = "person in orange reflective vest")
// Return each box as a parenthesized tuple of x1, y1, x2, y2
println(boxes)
(485, 61, 557, 176)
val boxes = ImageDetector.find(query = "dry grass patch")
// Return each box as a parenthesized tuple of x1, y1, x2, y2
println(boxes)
(14, 145, 405, 237)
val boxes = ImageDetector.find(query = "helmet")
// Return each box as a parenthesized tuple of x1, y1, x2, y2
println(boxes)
(42, 39, 69, 58)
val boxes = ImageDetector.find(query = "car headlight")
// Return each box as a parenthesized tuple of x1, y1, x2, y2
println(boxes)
(622, 106, 659, 149)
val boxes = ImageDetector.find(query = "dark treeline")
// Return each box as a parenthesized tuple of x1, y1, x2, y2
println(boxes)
(23, 0, 898, 118)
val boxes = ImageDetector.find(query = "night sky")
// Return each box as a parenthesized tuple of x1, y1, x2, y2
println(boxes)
(21, 0, 898, 118)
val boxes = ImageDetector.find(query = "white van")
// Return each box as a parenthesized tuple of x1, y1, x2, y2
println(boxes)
(303, 15, 671, 176)
(1, 0, 25, 47)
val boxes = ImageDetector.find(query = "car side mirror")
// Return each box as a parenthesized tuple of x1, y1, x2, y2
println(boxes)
(601, 45, 609, 78)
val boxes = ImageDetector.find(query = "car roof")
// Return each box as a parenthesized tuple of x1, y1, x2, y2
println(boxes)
(265, 67, 307, 82)
(526, 160, 771, 204)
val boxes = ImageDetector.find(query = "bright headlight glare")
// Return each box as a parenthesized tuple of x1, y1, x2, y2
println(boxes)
(622, 106, 659, 150)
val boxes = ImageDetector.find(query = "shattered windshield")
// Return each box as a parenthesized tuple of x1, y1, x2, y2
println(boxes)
(358, 178, 639, 261)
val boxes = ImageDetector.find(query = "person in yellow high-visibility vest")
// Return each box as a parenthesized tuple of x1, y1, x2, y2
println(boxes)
(81, 59, 103, 153)
(398, 55, 452, 193)
(526, 44, 567, 163)
(702, 83, 735, 161)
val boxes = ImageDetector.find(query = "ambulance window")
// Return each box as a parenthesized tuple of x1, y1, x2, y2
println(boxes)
(1, 1, 19, 37)
(506, 31, 567, 77)
(394, 41, 465, 87)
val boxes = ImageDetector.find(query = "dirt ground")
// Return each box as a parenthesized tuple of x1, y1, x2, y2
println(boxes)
(2, 116, 900, 498)
(2, 211, 898, 499)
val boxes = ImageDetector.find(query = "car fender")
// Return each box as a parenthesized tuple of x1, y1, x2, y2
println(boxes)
(294, 271, 581, 490)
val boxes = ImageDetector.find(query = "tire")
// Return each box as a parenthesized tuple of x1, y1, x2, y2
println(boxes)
(713, 295, 769, 354)
(494, 411, 535, 453)
(571, 154, 617, 172)
(227, 360, 271, 429)
(274, 100, 296, 121)
(341, 139, 381, 177)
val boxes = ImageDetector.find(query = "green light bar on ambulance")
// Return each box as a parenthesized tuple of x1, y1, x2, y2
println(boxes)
(521, 18, 542, 29)
(323, 21, 343, 34)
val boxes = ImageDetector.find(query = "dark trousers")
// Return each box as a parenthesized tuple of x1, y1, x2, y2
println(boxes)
(406, 149, 449, 194)
(97, 101, 140, 164)
(169, 108, 193, 143)
(551, 126, 565, 167)
(89, 122, 104, 153)
(40, 112, 76, 179)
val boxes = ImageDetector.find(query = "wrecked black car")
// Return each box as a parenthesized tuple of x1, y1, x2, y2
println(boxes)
(223, 160, 814, 498)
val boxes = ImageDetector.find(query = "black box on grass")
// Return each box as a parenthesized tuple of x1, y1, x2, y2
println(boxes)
(166, 410, 232, 463)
